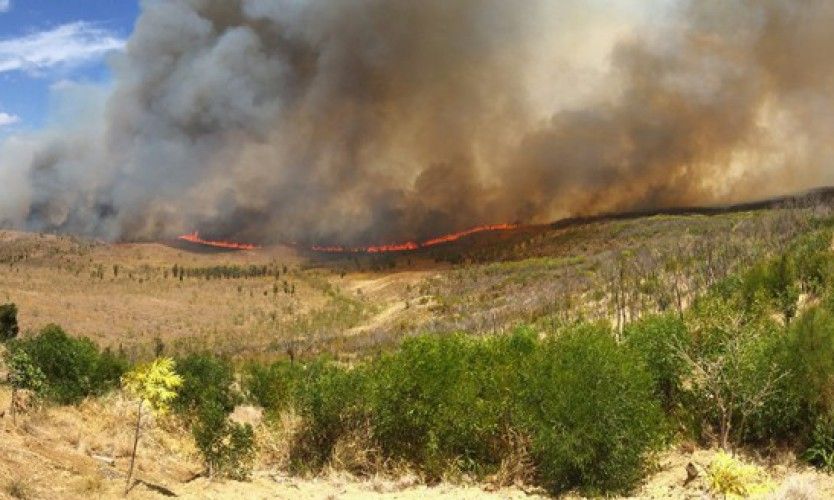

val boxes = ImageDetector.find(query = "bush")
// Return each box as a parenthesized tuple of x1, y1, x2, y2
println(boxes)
(0, 303, 19, 342)
(12, 324, 127, 404)
(243, 361, 301, 413)
(804, 414, 834, 472)
(4, 348, 47, 406)
(518, 323, 665, 495)
(790, 229, 833, 293)
(259, 326, 663, 494)
(173, 353, 238, 418)
(291, 360, 367, 470)
(624, 314, 689, 410)
(192, 400, 256, 479)
(173, 353, 255, 479)
(368, 329, 536, 478)
(741, 256, 799, 324)
(746, 307, 834, 447)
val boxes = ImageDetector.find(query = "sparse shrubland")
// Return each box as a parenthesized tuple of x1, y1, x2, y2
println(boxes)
(5, 205, 834, 496)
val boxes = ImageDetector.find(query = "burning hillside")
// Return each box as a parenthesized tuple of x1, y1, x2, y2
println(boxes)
(311, 223, 519, 254)
(177, 232, 260, 251)
(177, 223, 518, 254)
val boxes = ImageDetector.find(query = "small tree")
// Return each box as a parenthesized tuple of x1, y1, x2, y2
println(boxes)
(0, 303, 19, 342)
(4, 348, 46, 425)
(121, 358, 183, 494)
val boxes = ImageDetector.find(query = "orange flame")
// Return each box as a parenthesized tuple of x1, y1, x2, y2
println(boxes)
(311, 223, 518, 254)
(178, 223, 518, 254)
(178, 231, 260, 251)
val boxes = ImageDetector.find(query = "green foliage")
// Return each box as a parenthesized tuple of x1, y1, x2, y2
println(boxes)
(121, 358, 183, 415)
(242, 361, 300, 413)
(624, 314, 689, 410)
(173, 353, 255, 479)
(4, 348, 46, 395)
(791, 229, 833, 293)
(13, 324, 128, 404)
(804, 414, 834, 472)
(746, 307, 834, 446)
(291, 360, 367, 469)
(245, 326, 665, 494)
(518, 324, 665, 494)
(783, 307, 834, 414)
(742, 255, 800, 324)
(0, 303, 19, 342)
(192, 400, 256, 480)
(173, 353, 238, 418)
(368, 329, 543, 478)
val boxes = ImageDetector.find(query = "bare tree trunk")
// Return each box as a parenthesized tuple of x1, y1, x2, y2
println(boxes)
(125, 399, 143, 495)
(10, 385, 16, 426)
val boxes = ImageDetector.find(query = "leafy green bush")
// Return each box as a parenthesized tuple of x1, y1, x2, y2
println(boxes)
(173, 353, 255, 479)
(804, 414, 834, 472)
(746, 307, 834, 447)
(242, 361, 300, 413)
(252, 326, 663, 494)
(12, 324, 127, 404)
(624, 314, 689, 410)
(518, 323, 665, 495)
(368, 329, 541, 478)
(192, 400, 256, 479)
(173, 353, 239, 418)
(742, 255, 799, 324)
(291, 360, 367, 470)
(0, 303, 19, 342)
(4, 348, 46, 395)
(791, 229, 833, 293)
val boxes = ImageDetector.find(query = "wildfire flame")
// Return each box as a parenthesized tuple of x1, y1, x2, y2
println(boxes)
(311, 223, 519, 254)
(177, 231, 260, 251)
(177, 223, 518, 253)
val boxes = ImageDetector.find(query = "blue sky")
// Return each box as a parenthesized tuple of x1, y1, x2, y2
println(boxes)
(0, 0, 137, 134)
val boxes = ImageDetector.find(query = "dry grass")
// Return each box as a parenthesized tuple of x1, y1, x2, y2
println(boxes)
(0, 207, 815, 362)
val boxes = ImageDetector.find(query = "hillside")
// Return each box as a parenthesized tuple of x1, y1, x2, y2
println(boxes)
(0, 202, 812, 360)
(3, 200, 834, 498)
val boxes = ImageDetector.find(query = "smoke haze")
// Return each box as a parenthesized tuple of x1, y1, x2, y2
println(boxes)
(1, 0, 833, 245)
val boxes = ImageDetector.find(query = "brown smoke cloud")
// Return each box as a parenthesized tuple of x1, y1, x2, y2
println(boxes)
(1, 0, 833, 245)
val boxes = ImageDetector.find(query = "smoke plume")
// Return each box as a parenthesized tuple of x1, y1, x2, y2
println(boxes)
(2, 0, 834, 245)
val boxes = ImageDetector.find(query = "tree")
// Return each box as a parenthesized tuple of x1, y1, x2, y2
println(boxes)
(681, 296, 786, 449)
(121, 358, 183, 494)
(4, 348, 46, 425)
(0, 303, 19, 342)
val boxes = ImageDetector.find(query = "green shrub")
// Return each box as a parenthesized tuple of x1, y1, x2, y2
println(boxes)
(518, 323, 665, 495)
(173, 353, 238, 418)
(748, 307, 834, 446)
(12, 324, 127, 404)
(243, 361, 300, 412)
(368, 328, 540, 477)
(804, 414, 834, 472)
(790, 229, 833, 293)
(0, 303, 19, 342)
(742, 255, 799, 324)
(4, 348, 46, 400)
(192, 400, 256, 479)
(291, 360, 366, 470)
(624, 314, 689, 410)
(173, 353, 256, 479)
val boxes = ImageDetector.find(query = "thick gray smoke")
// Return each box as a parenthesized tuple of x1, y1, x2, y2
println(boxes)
(1, 0, 834, 245)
